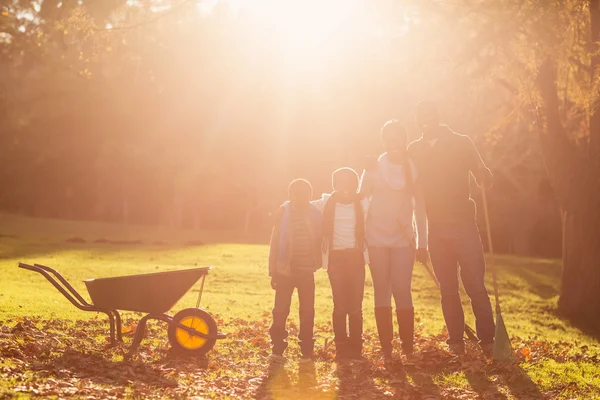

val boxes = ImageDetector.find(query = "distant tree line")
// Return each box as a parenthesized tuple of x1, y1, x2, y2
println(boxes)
(0, 0, 562, 259)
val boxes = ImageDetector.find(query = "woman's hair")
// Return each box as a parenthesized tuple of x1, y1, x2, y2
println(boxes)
(380, 119, 408, 142)
(288, 178, 313, 201)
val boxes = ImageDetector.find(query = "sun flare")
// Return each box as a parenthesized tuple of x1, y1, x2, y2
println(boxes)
(235, 0, 366, 62)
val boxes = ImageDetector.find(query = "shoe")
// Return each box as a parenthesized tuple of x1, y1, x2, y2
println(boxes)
(374, 307, 394, 359)
(448, 343, 466, 356)
(480, 341, 494, 358)
(396, 307, 414, 355)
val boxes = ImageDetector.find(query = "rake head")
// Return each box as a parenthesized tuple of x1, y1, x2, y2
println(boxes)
(493, 306, 513, 361)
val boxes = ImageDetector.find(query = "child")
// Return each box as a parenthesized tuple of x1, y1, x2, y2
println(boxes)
(268, 179, 322, 368)
(312, 168, 369, 362)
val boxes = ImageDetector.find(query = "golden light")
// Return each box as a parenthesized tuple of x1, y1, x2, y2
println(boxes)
(236, 0, 366, 65)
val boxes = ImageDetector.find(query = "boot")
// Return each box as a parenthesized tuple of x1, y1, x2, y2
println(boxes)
(374, 307, 394, 359)
(396, 307, 414, 355)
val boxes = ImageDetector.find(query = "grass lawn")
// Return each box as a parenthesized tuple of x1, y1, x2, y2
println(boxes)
(1, 214, 599, 399)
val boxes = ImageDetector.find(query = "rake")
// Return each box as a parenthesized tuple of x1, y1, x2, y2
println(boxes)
(481, 187, 513, 361)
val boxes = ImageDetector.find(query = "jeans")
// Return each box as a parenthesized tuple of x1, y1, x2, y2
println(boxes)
(269, 270, 315, 357)
(428, 221, 495, 345)
(368, 246, 415, 309)
(327, 250, 366, 346)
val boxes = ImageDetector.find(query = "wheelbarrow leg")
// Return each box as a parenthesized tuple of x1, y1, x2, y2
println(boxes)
(106, 310, 116, 346)
(127, 314, 152, 357)
(111, 310, 123, 342)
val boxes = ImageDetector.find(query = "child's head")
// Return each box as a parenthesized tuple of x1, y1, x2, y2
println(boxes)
(381, 119, 408, 154)
(332, 168, 359, 194)
(288, 178, 313, 205)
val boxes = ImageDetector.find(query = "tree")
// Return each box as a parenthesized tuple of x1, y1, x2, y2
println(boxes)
(535, 5, 600, 328)
(0, 0, 564, 254)
(441, 0, 600, 329)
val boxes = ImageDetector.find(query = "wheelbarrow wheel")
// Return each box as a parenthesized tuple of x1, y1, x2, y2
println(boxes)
(168, 308, 217, 356)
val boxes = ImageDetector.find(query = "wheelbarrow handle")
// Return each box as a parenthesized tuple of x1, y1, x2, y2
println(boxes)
(33, 263, 91, 306)
(18, 263, 93, 311)
(18, 262, 121, 345)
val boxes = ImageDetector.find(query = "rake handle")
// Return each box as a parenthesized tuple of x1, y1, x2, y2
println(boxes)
(480, 187, 501, 311)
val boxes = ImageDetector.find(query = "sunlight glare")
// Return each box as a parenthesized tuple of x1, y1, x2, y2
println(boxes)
(237, 0, 366, 64)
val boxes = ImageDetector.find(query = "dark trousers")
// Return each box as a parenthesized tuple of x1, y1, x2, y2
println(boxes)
(428, 221, 495, 345)
(269, 270, 315, 357)
(327, 251, 366, 347)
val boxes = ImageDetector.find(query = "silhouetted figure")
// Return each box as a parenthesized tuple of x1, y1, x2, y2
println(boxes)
(408, 101, 495, 356)
(312, 168, 369, 362)
(268, 179, 321, 372)
(360, 120, 428, 361)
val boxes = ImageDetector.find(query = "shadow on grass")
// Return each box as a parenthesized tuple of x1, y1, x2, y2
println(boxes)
(252, 361, 393, 399)
(253, 368, 293, 400)
(338, 362, 392, 398)
(49, 348, 179, 388)
(398, 343, 545, 400)
(495, 362, 546, 400)
(496, 256, 561, 300)
(464, 369, 508, 399)
(551, 310, 600, 342)
(0, 240, 198, 262)
(406, 369, 444, 398)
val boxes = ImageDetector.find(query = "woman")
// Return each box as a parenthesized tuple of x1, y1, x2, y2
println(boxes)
(360, 119, 428, 361)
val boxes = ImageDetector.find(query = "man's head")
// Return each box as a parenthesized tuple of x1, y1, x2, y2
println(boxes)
(332, 167, 359, 194)
(381, 119, 408, 154)
(288, 178, 313, 205)
(415, 100, 440, 129)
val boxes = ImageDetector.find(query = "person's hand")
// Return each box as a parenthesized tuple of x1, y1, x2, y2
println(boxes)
(365, 155, 378, 172)
(270, 277, 277, 290)
(415, 248, 430, 266)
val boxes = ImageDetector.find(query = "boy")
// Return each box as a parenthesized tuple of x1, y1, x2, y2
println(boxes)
(268, 179, 322, 368)
(312, 168, 369, 362)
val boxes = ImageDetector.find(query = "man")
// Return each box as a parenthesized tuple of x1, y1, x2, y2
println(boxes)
(408, 100, 495, 356)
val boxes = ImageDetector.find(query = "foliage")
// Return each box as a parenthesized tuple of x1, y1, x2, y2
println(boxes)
(0, 1, 561, 257)
(4, 316, 598, 399)
(1, 216, 599, 398)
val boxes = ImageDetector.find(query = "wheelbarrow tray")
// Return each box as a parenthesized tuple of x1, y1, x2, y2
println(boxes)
(84, 267, 210, 314)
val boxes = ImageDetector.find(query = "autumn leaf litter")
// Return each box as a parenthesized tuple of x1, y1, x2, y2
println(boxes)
(0, 316, 596, 399)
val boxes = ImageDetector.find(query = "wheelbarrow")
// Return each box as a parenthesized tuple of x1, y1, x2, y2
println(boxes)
(18, 263, 227, 356)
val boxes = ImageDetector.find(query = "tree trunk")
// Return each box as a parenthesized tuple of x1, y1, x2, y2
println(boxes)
(537, 59, 600, 330)
(559, 208, 600, 330)
(590, 0, 600, 167)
